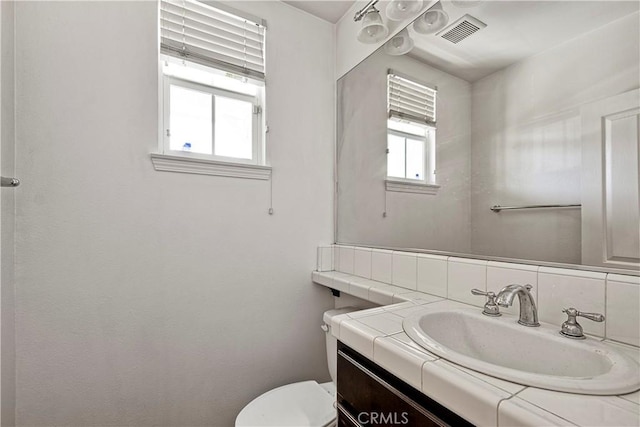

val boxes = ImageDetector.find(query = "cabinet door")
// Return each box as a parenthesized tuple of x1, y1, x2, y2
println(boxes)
(337, 404, 363, 427)
(337, 342, 474, 427)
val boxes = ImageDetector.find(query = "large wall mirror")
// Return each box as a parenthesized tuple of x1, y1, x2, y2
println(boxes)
(337, 0, 640, 272)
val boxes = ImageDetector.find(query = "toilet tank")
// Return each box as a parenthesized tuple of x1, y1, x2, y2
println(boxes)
(323, 307, 359, 384)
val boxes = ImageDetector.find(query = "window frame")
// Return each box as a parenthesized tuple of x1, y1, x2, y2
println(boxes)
(161, 73, 263, 166)
(386, 120, 437, 186)
(387, 127, 427, 184)
(153, 0, 270, 179)
(386, 71, 438, 193)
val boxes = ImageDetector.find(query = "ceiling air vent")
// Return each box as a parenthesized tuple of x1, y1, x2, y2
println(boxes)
(438, 14, 487, 44)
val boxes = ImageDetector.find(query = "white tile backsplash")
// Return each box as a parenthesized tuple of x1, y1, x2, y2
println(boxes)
(368, 285, 396, 306)
(538, 266, 607, 279)
(353, 247, 372, 279)
(319, 245, 640, 351)
(538, 267, 606, 337)
(447, 258, 487, 307)
(606, 275, 640, 346)
(336, 245, 355, 274)
(371, 249, 393, 283)
(348, 276, 373, 300)
(316, 246, 333, 271)
(416, 254, 448, 297)
(311, 271, 330, 287)
(331, 271, 352, 293)
(608, 274, 640, 284)
(392, 252, 417, 290)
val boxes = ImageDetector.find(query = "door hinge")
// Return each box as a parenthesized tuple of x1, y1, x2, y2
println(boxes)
(166, 129, 171, 137)
(253, 105, 262, 115)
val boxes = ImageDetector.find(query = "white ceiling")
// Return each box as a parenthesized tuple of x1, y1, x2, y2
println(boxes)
(281, 1, 638, 81)
(407, 0, 639, 82)
(283, 1, 355, 23)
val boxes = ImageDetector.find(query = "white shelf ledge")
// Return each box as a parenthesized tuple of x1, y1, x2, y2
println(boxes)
(385, 179, 440, 195)
(150, 153, 272, 180)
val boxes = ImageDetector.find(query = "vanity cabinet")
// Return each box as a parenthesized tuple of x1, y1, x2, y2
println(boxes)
(337, 341, 473, 427)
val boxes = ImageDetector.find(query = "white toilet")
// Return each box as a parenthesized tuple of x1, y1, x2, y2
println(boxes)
(235, 307, 357, 427)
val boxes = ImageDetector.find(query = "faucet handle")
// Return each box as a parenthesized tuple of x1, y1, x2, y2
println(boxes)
(471, 289, 501, 317)
(560, 308, 605, 339)
(576, 309, 605, 323)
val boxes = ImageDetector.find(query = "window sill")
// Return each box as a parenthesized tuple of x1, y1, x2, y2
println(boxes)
(150, 153, 271, 180)
(385, 179, 440, 195)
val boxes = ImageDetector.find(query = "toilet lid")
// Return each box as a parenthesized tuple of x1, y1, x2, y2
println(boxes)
(235, 381, 336, 427)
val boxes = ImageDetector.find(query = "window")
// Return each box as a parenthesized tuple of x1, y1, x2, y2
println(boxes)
(162, 61, 262, 164)
(386, 70, 438, 192)
(154, 0, 269, 177)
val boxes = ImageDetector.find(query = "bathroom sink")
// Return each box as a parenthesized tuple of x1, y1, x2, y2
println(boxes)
(403, 307, 640, 395)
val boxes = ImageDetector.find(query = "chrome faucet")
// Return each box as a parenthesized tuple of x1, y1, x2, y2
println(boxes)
(559, 307, 605, 339)
(495, 284, 540, 327)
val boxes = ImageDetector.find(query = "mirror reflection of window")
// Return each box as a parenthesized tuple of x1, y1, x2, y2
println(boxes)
(387, 120, 431, 181)
(387, 71, 437, 184)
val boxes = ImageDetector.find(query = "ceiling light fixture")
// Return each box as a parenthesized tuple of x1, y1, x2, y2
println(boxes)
(354, 0, 389, 44)
(412, 1, 449, 34)
(383, 28, 414, 55)
(386, 0, 424, 22)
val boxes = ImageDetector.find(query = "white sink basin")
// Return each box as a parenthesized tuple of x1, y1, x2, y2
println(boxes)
(403, 307, 640, 395)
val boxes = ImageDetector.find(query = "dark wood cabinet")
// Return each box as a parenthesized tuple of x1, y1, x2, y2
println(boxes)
(337, 341, 474, 427)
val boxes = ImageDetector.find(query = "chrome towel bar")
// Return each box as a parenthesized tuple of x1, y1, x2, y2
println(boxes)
(1, 177, 20, 187)
(491, 204, 581, 212)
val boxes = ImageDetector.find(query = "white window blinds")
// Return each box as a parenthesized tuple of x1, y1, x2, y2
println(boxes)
(160, 0, 266, 81)
(387, 70, 436, 127)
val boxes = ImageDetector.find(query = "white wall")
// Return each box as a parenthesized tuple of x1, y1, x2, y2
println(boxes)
(470, 12, 640, 264)
(337, 50, 471, 252)
(1, 1, 16, 425)
(14, 1, 335, 425)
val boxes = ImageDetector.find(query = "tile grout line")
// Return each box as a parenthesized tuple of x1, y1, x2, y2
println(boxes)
(604, 272, 608, 340)
(615, 394, 640, 406)
(485, 259, 488, 292)
(495, 387, 529, 427)
(371, 335, 380, 361)
(390, 251, 394, 288)
(510, 390, 580, 426)
(415, 253, 418, 292)
(446, 260, 451, 300)
(495, 395, 513, 427)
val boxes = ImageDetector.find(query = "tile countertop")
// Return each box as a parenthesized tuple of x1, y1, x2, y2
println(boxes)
(312, 270, 640, 427)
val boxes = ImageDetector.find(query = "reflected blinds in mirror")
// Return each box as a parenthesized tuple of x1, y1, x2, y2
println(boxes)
(160, 0, 266, 81)
(387, 70, 436, 127)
